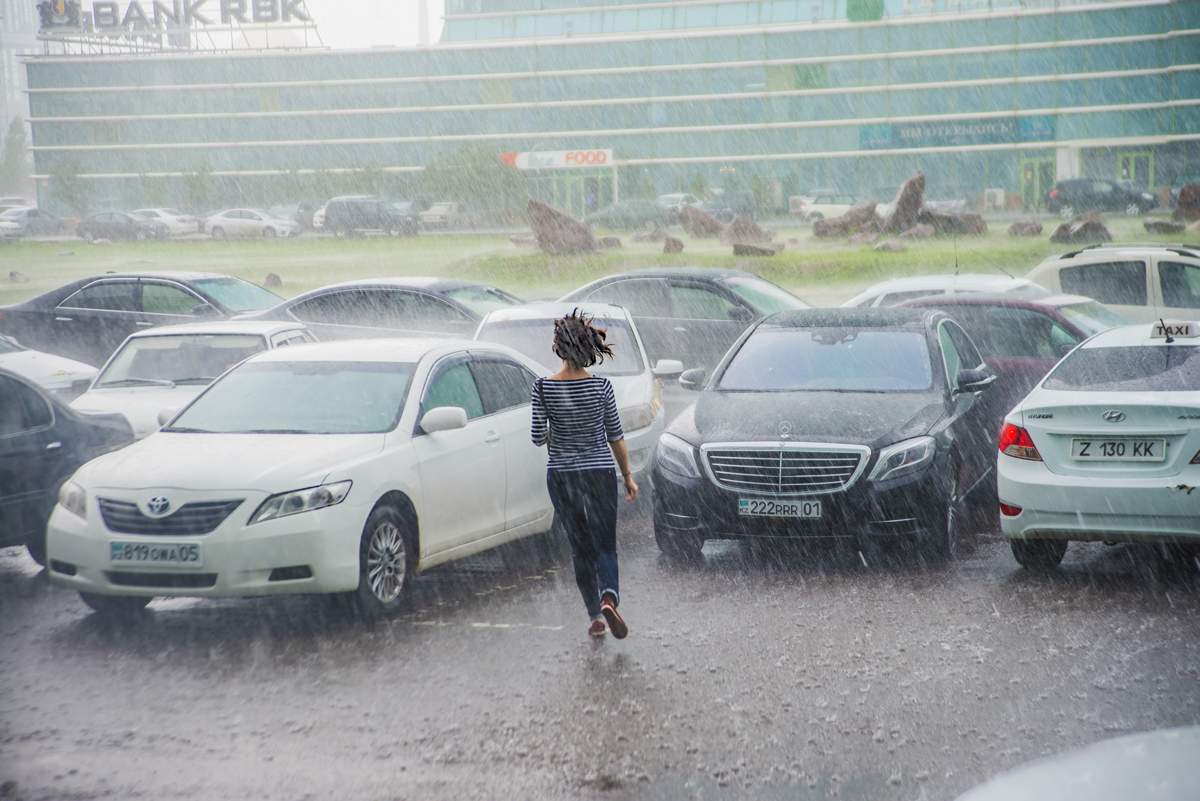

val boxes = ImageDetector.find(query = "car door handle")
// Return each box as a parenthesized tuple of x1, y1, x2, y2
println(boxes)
(46, 441, 62, 450)
(135, 321, 154, 327)
(54, 316, 73, 322)
(673, 326, 688, 333)
(484, 431, 501, 444)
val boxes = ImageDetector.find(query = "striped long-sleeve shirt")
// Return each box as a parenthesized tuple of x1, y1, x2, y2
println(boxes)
(530, 376, 624, 472)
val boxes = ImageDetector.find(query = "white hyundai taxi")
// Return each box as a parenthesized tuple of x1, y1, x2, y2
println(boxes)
(998, 320, 1200, 569)
(473, 302, 681, 480)
(46, 338, 553, 618)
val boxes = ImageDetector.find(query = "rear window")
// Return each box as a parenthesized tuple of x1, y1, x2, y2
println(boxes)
(718, 327, 933, 392)
(1043, 346, 1200, 392)
(1059, 262, 1147, 306)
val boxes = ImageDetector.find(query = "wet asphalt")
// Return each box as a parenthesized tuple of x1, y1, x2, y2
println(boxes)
(1, 505, 1198, 801)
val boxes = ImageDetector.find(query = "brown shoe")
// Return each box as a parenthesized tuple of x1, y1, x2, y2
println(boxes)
(588, 618, 607, 638)
(600, 594, 627, 639)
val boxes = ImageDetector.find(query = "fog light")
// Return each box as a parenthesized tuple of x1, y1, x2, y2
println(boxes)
(999, 502, 1023, 517)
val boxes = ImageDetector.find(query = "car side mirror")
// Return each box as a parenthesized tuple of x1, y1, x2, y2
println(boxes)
(157, 407, 180, 427)
(729, 306, 756, 323)
(420, 406, 468, 434)
(679, 368, 707, 392)
(956, 367, 997, 394)
(652, 359, 684, 378)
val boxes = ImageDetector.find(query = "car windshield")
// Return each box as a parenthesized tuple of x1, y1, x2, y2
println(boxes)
(97, 334, 267, 387)
(721, 276, 808, 315)
(192, 277, 282, 312)
(1057, 301, 1128, 336)
(166, 361, 415, 434)
(477, 318, 645, 376)
(1043, 345, 1200, 392)
(444, 286, 521, 316)
(719, 327, 933, 391)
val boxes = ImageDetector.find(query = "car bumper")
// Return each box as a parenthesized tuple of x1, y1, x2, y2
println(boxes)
(651, 453, 949, 543)
(998, 457, 1200, 543)
(46, 493, 368, 598)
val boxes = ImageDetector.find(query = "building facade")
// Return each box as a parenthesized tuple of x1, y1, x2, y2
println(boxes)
(1, 0, 38, 135)
(24, 0, 1200, 215)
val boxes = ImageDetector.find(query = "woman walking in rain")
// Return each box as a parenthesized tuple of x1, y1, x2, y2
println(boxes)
(531, 309, 639, 639)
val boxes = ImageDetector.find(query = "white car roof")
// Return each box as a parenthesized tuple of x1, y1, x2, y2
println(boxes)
(309, 276, 446, 291)
(479, 301, 631, 324)
(1079, 321, 1200, 349)
(247, 337, 489, 364)
(125, 320, 307, 339)
(863, 274, 1038, 294)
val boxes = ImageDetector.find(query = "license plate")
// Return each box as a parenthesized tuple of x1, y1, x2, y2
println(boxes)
(109, 541, 203, 567)
(738, 498, 822, 518)
(1071, 438, 1165, 461)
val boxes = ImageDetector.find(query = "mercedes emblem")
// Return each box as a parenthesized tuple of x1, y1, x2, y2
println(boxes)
(778, 420, 793, 439)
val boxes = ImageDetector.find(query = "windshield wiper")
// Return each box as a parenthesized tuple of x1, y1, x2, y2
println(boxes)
(171, 376, 217, 384)
(99, 377, 175, 388)
(162, 426, 211, 433)
(241, 428, 312, 434)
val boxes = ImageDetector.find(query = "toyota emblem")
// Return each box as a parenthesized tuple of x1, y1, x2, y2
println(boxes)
(778, 421, 793, 439)
(146, 496, 172, 516)
(1102, 410, 1126, 423)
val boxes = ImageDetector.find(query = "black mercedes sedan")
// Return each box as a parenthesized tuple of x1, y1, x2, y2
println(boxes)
(76, 211, 167, 242)
(242, 277, 522, 339)
(0, 272, 283, 366)
(651, 308, 996, 563)
(0, 368, 133, 564)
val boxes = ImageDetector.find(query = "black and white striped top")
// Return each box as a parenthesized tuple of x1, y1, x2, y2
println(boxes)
(530, 376, 624, 472)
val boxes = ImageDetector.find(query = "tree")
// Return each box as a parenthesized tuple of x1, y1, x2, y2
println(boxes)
(0, 117, 31, 193)
(420, 145, 527, 213)
(184, 169, 214, 214)
(50, 159, 91, 215)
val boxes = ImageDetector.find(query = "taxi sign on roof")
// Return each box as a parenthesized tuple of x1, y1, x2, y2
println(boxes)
(1151, 321, 1199, 339)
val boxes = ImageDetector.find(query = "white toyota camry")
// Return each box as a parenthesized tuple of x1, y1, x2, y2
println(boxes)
(998, 320, 1200, 570)
(46, 338, 553, 618)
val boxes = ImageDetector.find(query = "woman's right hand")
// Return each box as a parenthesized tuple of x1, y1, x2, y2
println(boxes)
(623, 473, 639, 502)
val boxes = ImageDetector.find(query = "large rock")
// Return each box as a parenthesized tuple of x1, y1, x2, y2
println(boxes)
(597, 236, 623, 249)
(721, 215, 773, 245)
(662, 235, 685, 253)
(1144, 219, 1186, 235)
(678, 205, 724, 238)
(1174, 184, 1200, 222)
(527, 199, 595, 254)
(732, 242, 783, 256)
(882, 172, 925, 234)
(813, 202, 880, 238)
(632, 223, 667, 243)
(874, 239, 907, 253)
(1050, 214, 1112, 244)
(898, 223, 935, 239)
(1007, 220, 1044, 237)
(263, 272, 282, 289)
(915, 208, 987, 236)
(848, 231, 879, 246)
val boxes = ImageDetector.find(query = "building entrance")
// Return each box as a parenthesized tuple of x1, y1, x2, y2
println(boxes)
(1019, 156, 1055, 211)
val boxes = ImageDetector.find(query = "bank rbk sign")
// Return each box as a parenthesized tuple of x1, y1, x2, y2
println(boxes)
(500, 150, 614, 170)
(47, 0, 312, 30)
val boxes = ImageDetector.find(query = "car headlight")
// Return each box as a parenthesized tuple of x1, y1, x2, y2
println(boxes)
(249, 480, 352, 524)
(58, 480, 87, 519)
(619, 381, 663, 432)
(656, 433, 701, 479)
(868, 436, 935, 483)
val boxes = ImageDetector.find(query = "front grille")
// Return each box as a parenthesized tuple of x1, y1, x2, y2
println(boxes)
(98, 499, 243, 536)
(704, 445, 867, 495)
(106, 571, 218, 589)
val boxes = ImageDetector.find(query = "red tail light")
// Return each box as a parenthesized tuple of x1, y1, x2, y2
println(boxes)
(1049, 189, 1060, 199)
(999, 423, 1042, 461)
(999, 502, 1023, 517)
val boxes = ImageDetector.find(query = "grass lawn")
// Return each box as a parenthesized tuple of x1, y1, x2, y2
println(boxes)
(1, 217, 1195, 308)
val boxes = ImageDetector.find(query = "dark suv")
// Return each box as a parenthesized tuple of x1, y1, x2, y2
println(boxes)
(1045, 179, 1155, 216)
(323, 196, 420, 237)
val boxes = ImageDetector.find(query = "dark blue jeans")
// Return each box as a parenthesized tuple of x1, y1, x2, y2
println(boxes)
(547, 468, 619, 619)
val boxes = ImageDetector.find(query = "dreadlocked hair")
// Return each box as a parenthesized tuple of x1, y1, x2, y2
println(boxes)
(552, 308, 615, 369)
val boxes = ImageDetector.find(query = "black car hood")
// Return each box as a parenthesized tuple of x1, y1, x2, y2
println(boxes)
(681, 390, 946, 449)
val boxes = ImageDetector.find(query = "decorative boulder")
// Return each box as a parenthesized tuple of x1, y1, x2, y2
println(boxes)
(1050, 214, 1112, 244)
(632, 224, 667, 243)
(898, 223, 935, 239)
(678, 205, 724, 238)
(263, 272, 282, 289)
(732, 242, 783, 257)
(8, 270, 30, 283)
(916, 208, 988, 236)
(1173, 184, 1200, 222)
(848, 231, 879, 246)
(662, 235, 685, 254)
(881, 172, 925, 234)
(813, 202, 880, 238)
(527, 199, 596, 254)
(597, 236, 622, 249)
(1007, 220, 1044, 237)
(721, 215, 773, 245)
(1144, 219, 1186, 235)
(509, 233, 536, 246)
(874, 239, 907, 252)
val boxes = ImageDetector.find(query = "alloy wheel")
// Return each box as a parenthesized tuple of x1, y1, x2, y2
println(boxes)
(366, 521, 407, 603)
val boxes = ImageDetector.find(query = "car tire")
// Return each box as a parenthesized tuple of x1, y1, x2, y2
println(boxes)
(262, 227, 276, 239)
(211, 227, 226, 240)
(924, 467, 962, 564)
(25, 537, 46, 566)
(654, 520, 704, 564)
(79, 592, 152, 619)
(1010, 539, 1067, 571)
(1124, 203, 1141, 217)
(134, 230, 147, 241)
(1059, 205, 1075, 220)
(347, 504, 416, 619)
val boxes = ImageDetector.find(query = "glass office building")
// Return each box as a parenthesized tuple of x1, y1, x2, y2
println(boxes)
(24, 0, 1200, 215)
